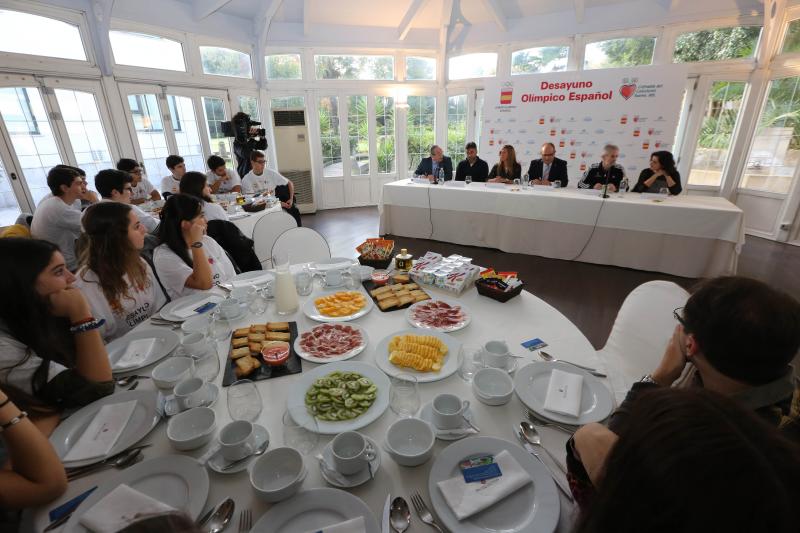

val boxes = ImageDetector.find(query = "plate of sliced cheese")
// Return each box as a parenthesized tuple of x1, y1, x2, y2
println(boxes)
(303, 288, 374, 322)
(374, 328, 462, 383)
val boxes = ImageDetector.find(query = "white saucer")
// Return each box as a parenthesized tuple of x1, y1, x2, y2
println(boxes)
(419, 402, 479, 441)
(164, 383, 219, 417)
(217, 304, 247, 322)
(319, 436, 381, 488)
(206, 424, 270, 474)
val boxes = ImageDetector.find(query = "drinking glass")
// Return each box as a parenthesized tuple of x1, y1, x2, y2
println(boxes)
(210, 309, 231, 342)
(458, 346, 484, 383)
(390, 374, 420, 417)
(465, 175, 472, 185)
(659, 187, 669, 197)
(282, 407, 319, 454)
(552, 180, 562, 189)
(513, 179, 521, 187)
(248, 289, 268, 314)
(295, 268, 314, 296)
(522, 173, 530, 188)
(194, 350, 221, 382)
(227, 379, 263, 422)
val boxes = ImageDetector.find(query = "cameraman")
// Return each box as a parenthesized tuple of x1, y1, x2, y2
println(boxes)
(242, 150, 301, 226)
(231, 111, 267, 178)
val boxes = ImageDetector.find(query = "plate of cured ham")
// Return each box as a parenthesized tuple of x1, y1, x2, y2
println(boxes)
(405, 298, 471, 333)
(294, 323, 369, 364)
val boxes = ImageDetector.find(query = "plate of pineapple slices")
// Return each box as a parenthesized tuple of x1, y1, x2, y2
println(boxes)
(374, 329, 462, 382)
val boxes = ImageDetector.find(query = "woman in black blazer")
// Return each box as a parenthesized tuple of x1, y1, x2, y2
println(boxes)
(488, 145, 522, 184)
(633, 151, 682, 195)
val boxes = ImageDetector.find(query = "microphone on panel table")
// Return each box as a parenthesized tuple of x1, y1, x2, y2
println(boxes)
(601, 167, 611, 199)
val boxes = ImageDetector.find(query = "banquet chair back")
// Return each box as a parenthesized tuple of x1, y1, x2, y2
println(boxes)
(597, 280, 690, 402)
(252, 211, 297, 268)
(271, 227, 331, 265)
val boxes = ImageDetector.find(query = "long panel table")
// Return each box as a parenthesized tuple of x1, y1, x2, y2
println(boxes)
(379, 180, 745, 278)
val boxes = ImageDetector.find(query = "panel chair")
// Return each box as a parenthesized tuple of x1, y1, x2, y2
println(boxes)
(271, 227, 331, 265)
(252, 211, 297, 268)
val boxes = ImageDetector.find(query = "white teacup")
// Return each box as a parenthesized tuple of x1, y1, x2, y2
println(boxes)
(227, 203, 237, 215)
(331, 431, 376, 475)
(324, 269, 343, 287)
(482, 340, 511, 369)
(181, 332, 208, 357)
(219, 298, 241, 319)
(173, 377, 209, 411)
(219, 420, 257, 461)
(431, 394, 470, 430)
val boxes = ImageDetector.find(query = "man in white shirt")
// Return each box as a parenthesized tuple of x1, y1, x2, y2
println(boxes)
(93, 169, 160, 233)
(161, 155, 186, 196)
(117, 158, 161, 204)
(242, 150, 301, 225)
(206, 155, 242, 194)
(30, 166, 85, 271)
(37, 165, 99, 211)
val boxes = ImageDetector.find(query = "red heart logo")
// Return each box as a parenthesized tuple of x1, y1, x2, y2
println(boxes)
(619, 84, 636, 100)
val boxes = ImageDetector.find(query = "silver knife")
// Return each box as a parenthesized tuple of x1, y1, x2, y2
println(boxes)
(382, 493, 391, 533)
(516, 430, 574, 502)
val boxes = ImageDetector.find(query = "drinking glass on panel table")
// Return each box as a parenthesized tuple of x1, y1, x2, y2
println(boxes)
(659, 187, 669, 197)
(465, 175, 472, 185)
(458, 346, 483, 383)
(227, 379, 263, 422)
(513, 179, 521, 187)
(390, 373, 420, 417)
(282, 407, 319, 454)
(522, 173, 530, 188)
(552, 180, 562, 189)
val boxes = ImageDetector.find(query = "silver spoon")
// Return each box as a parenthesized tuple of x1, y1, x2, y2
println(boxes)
(221, 439, 269, 471)
(390, 496, 411, 533)
(519, 421, 568, 474)
(538, 351, 606, 378)
(205, 498, 235, 533)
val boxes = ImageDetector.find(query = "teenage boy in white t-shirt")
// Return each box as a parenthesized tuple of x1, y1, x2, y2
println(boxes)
(206, 155, 242, 194)
(117, 158, 161, 204)
(241, 150, 301, 225)
(161, 155, 186, 195)
(90, 169, 160, 233)
(30, 166, 85, 271)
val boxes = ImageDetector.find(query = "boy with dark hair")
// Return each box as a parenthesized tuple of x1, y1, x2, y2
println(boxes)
(206, 155, 241, 194)
(161, 155, 186, 195)
(30, 166, 84, 270)
(93, 169, 159, 232)
(117, 158, 160, 204)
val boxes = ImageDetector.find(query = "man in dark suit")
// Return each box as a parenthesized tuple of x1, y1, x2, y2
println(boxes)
(527, 142, 568, 187)
(414, 145, 453, 183)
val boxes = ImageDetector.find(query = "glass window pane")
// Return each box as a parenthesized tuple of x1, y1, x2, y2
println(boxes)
(202, 96, 233, 169)
(347, 96, 369, 176)
(271, 96, 305, 110)
(447, 95, 467, 164)
(314, 55, 394, 80)
(406, 56, 436, 80)
(687, 81, 746, 187)
(782, 19, 800, 54)
(168, 95, 205, 172)
(511, 46, 569, 75)
(238, 96, 260, 120)
(318, 97, 341, 177)
(741, 77, 800, 194)
(475, 91, 484, 152)
(54, 89, 113, 183)
(0, 87, 63, 205)
(200, 46, 252, 78)
(407, 95, 435, 172)
(0, 157, 23, 226)
(110, 31, 186, 71)
(673, 27, 761, 63)
(0, 10, 86, 61)
(375, 96, 395, 174)
(584, 37, 656, 69)
(126, 93, 169, 183)
(266, 54, 302, 80)
(448, 53, 497, 80)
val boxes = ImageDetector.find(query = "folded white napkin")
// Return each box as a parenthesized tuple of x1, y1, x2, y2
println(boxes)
(63, 400, 138, 462)
(173, 296, 222, 319)
(79, 484, 176, 533)
(543, 368, 584, 418)
(301, 516, 365, 533)
(115, 338, 157, 370)
(231, 273, 272, 288)
(437, 450, 532, 520)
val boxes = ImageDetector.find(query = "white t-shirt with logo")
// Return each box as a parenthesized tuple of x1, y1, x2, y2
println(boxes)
(0, 323, 67, 396)
(241, 168, 289, 194)
(74, 262, 167, 342)
(153, 235, 236, 300)
(131, 178, 157, 202)
(201, 201, 228, 222)
(206, 168, 242, 193)
(160, 175, 181, 195)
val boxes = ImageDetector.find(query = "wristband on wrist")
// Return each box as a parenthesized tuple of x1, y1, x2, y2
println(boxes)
(0, 411, 28, 431)
(640, 374, 660, 386)
(70, 316, 94, 327)
(190, 241, 204, 248)
(69, 318, 105, 334)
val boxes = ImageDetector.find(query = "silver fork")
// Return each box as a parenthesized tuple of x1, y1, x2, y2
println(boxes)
(410, 491, 444, 533)
(238, 509, 252, 532)
(526, 410, 578, 434)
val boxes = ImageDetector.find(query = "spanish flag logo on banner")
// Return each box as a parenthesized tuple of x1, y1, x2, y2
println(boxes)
(500, 89, 513, 104)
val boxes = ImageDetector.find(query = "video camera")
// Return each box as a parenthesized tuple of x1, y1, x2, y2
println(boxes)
(221, 112, 268, 151)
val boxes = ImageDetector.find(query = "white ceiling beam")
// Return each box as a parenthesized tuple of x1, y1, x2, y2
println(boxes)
(574, 0, 585, 24)
(194, 0, 234, 21)
(398, 0, 429, 41)
(89, 0, 115, 76)
(304, 0, 311, 36)
(481, 0, 507, 32)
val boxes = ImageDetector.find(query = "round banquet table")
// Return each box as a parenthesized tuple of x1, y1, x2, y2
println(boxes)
(29, 280, 616, 533)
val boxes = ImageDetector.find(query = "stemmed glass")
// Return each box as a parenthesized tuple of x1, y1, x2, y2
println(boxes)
(227, 379, 263, 422)
(390, 373, 420, 417)
(282, 407, 319, 454)
(465, 175, 472, 185)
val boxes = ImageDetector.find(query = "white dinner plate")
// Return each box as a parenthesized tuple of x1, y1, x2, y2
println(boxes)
(224, 270, 275, 288)
(49, 390, 161, 468)
(374, 328, 461, 383)
(106, 329, 180, 373)
(286, 361, 390, 435)
(159, 293, 225, 322)
(514, 361, 614, 425)
(310, 257, 355, 272)
(302, 287, 374, 323)
(428, 436, 560, 533)
(405, 298, 472, 332)
(294, 322, 369, 364)
(250, 488, 379, 533)
(63, 455, 209, 533)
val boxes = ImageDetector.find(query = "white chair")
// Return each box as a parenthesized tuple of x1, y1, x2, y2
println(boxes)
(271, 227, 331, 265)
(252, 211, 297, 267)
(596, 280, 691, 402)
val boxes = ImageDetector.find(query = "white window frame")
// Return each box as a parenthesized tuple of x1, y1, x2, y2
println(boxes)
(662, 16, 763, 70)
(264, 51, 305, 83)
(446, 50, 500, 82)
(403, 55, 438, 83)
(578, 28, 662, 71)
(311, 50, 398, 83)
(109, 20, 192, 81)
(194, 36, 257, 85)
(508, 39, 575, 76)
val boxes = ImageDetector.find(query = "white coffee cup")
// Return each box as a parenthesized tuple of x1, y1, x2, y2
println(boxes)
(219, 298, 241, 319)
(173, 377, 208, 411)
(324, 269, 343, 287)
(219, 420, 257, 461)
(431, 394, 470, 430)
(227, 203, 237, 215)
(482, 340, 511, 369)
(331, 431, 376, 475)
(181, 332, 207, 357)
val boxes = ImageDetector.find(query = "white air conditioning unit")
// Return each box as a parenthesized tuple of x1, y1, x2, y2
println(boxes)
(272, 109, 316, 214)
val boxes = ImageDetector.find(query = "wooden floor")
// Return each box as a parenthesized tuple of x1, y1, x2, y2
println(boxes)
(302, 206, 800, 350)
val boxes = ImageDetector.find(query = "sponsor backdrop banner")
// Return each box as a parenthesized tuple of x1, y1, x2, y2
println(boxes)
(479, 66, 686, 185)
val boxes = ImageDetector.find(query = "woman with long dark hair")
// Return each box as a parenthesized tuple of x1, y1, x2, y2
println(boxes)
(179, 171, 228, 222)
(632, 150, 682, 195)
(74, 202, 167, 342)
(0, 239, 113, 408)
(572, 388, 800, 533)
(153, 194, 236, 300)
(488, 144, 522, 183)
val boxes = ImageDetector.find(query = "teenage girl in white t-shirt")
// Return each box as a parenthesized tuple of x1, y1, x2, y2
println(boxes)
(179, 171, 229, 222)
(74, 202, 167, 342)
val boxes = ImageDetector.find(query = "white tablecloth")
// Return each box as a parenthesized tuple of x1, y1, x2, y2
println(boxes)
(379, 180, 745, 278)
(32, 283, 616, 533)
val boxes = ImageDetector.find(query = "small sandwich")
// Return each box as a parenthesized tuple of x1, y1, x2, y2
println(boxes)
(248, 333, 266, 342)
(249, 342, 263, 355)
(250, 324, 267, 333)
(234, 356, 261, 378)
(267, 322, 289, 332)
(233, 328, 251, 338)
(231, 346, 250, 359)
(266, 331, 291, 341)
(232, 337, 249, 349)
(398, 294, 415, 306)
(392, 274, 410, 283)
(370, 286, 392, 297)
(378, 297, 400, 310)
